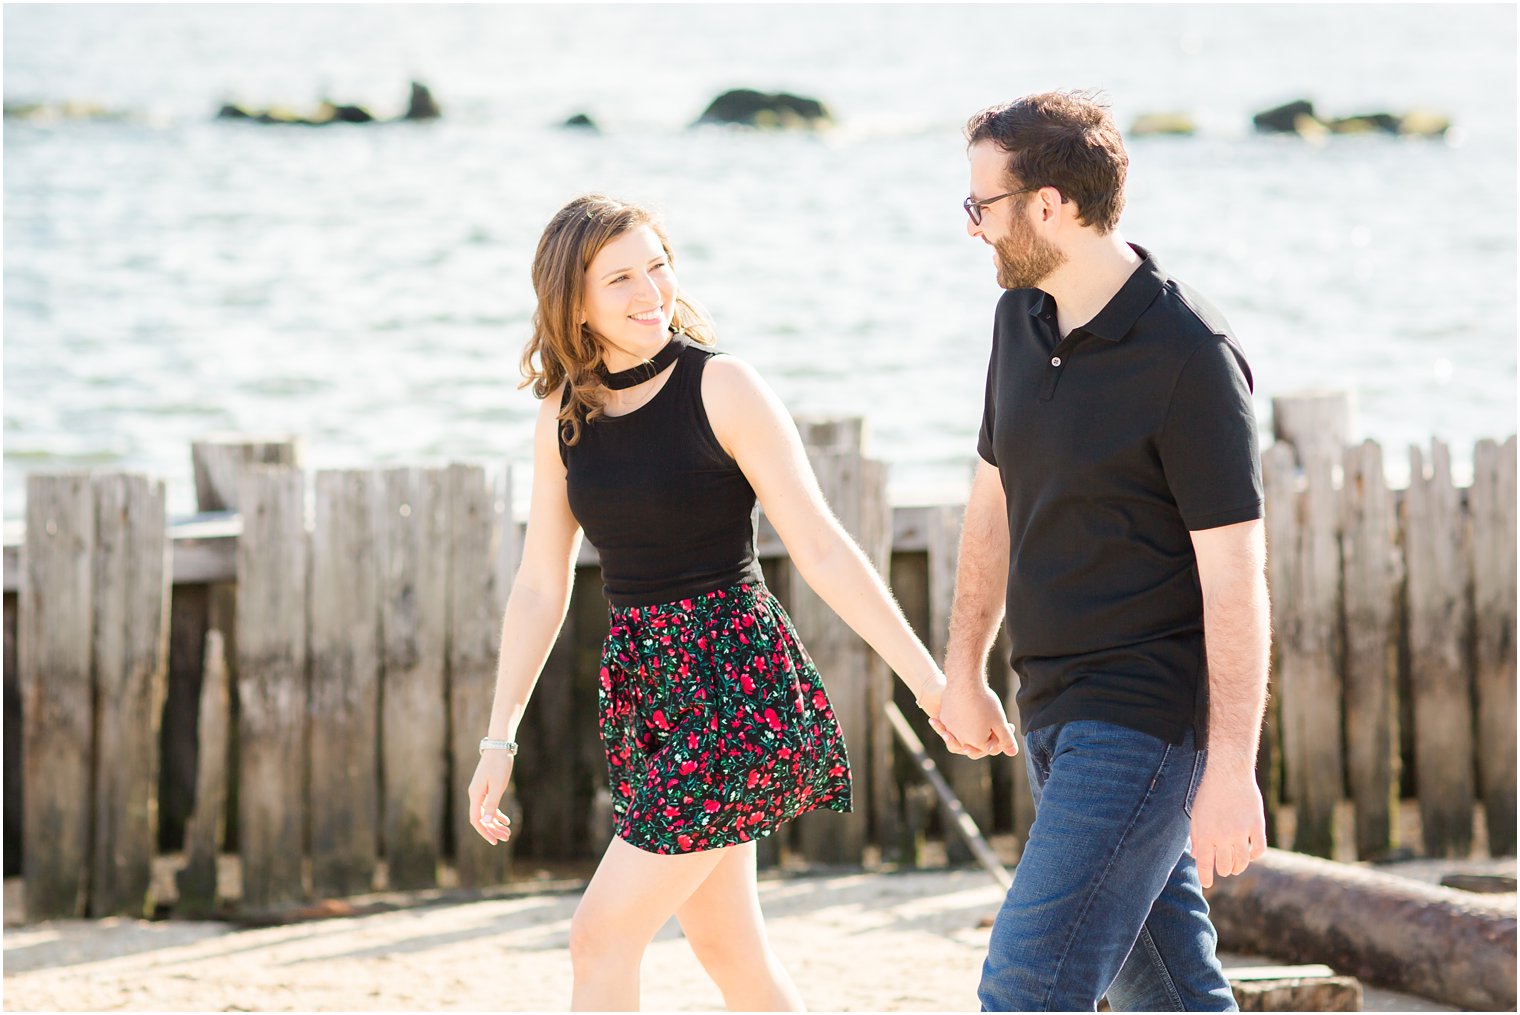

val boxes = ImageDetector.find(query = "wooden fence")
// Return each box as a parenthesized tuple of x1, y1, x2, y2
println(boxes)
(2, 417, 1515, 921)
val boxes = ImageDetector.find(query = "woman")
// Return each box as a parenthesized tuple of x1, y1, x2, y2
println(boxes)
(467, 194, 949, 1011)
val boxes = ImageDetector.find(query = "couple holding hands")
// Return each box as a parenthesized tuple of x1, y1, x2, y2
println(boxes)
(467, 91, 1270, 1013)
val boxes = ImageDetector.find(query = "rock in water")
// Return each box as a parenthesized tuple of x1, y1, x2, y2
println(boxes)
(1328, 112, 1400, 134)
(1129, 112, 1196, 137)
(1253, 99, 1320, 134)
(561, 113, 599, 130)
(404, 81, 441, 121)
(1398, 109, 1451, 138)
(694, 89, 833, 129)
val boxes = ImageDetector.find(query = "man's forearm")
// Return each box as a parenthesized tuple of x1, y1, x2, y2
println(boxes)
(944, 465, 1010, 685)
(1202, 568, 1271, 771)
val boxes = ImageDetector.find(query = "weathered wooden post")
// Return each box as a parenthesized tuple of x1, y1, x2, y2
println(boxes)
(1340, 440, 1400, 859)
(860, 458, 900, 861)
(235, 464, 309, 909)
(995, 624, 1036, 850)
(20, 473, 96, 920)
(789, 417, 870, 865)
(927, 503, 994, 864)
(1272, 391, 1354, 461)
(174, 436, 303, 911)
(90, 473, 171, 917)
(175, 628, 229, 915)
(309, 470, 382, 897)
(1403, 440, 1475, 858)
(1470, 435, 1516, 856)
(448, 463, 514, 886)
(887, 539, 931, 866)
(377, 467, 450, 889)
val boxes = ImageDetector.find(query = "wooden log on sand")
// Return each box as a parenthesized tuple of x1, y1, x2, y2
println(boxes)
(1205, 847, 1516, 1010)
(1227, 967, 1362, 1012)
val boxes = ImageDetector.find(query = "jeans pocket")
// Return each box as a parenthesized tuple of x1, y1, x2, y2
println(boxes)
(1183, 747, 1208, 817)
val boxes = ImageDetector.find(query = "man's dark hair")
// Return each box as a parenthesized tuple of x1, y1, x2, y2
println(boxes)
(964, 90, 1128, 234)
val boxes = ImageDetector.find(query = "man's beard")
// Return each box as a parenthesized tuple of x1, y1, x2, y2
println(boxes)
(993, 214, 1066, 290)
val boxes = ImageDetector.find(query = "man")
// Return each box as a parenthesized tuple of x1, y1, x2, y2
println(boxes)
(933, 91, 1271, 1012)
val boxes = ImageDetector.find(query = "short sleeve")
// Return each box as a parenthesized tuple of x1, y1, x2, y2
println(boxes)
(976, 337, 999, 467)
(1156, 337, 1263, 531)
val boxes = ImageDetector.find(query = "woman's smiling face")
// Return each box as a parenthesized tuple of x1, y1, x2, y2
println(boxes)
(582, 225, 678, 366)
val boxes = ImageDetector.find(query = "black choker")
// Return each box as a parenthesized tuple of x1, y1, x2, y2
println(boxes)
(598, 332, 687, 389)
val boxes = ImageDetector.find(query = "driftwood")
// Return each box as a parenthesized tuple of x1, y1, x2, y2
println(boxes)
(1226, 966, 1362, 1012)
(884, 700, 1011, 890)
(1204, 847, 1516, 1010)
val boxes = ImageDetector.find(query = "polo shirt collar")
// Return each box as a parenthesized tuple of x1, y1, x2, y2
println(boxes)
(1026, 243, 1167, 343)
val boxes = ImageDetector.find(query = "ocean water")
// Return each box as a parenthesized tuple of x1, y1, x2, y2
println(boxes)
(4, 4, 1516, 521)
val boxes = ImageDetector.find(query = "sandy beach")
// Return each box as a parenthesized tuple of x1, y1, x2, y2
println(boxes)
(3, 864, 1476, 1012)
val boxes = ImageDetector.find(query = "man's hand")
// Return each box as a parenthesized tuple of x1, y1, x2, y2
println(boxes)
(930, 678, 1018, 759)
(1189, 759, 1267, 888)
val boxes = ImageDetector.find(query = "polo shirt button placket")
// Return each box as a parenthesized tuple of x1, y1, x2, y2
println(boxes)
(1039, 348, 1069, 401)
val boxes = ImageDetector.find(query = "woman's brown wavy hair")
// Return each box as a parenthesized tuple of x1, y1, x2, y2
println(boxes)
(520, 194, 715, 446)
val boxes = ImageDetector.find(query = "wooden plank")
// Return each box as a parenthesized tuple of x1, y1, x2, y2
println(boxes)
(859, 458, 900, 861)
(191, 435, 305, 512)
(4, 593, 19, 877)
(788, 428, 869, 865)
(1286, 447, 1344, 857)
(447, 463, 512, 886)
(927, 503, 994, 864)
(1270, 391, 1353, 463)
(160, 584, 210, 858)
(20, 473, 95, 920)
(1259, 441, 1296, 847)
(1340, 440, 1401, 859)
(995, 624, 1035, 849)
(309, 470, 381, 898)
(90, 473, 171, 917)
(235, 464, 309, 909)
(176, 626, 230, 915)
(888, 549, 930, 865)
(1402, 440, 1475, 858)
(186, 437, 301, 877)
(1470, 435, 1516, 856)
(569, 568, 610, 857)
(377, 467, 449, 889)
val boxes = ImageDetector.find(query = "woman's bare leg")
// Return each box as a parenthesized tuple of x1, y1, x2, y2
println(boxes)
(675, 840, 806, 1011)
(569, 836, 730, 1011)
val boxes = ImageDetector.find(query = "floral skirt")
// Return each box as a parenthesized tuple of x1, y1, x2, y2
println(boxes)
(598, 580, 852, 854)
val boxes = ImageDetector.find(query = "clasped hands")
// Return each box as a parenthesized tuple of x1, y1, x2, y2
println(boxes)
(921, 676, 1019, 760)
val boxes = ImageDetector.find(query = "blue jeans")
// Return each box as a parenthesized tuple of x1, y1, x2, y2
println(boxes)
(979, 720, 1237, 1012)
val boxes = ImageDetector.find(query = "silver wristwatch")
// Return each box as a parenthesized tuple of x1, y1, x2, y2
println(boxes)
(479, 737, 519, 756)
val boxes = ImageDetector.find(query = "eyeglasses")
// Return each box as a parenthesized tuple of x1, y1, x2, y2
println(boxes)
(963, 187, 1036, 226)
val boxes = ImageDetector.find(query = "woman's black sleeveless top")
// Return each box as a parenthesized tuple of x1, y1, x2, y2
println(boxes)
(560, 336, 765, 608)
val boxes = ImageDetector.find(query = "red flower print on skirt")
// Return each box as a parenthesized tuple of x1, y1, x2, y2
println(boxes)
(597, 580, 852, 855)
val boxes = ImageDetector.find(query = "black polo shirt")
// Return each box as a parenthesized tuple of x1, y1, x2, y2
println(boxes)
(976, 244, 1262, 747)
